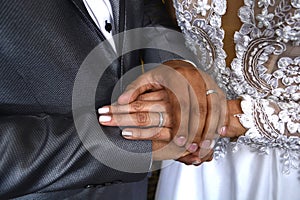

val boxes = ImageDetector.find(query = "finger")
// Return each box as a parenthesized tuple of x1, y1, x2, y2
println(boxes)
(176, 154, 202, 165)
(215, 85, 228, 136)
(180, 142, 199, 157)
(182, 148, 213, 166)
(221, 99, 247, 138)
(118, 71, 164, 105)
(98, 100, 170, 114)
(204, 92, 220, 138)
(198, 141, 215, 160)
(199, 149, 214, 163)
(186, 143, 199, 153)
(198, 94, 219, 158)
(152, 140, 187, 160)
(145, 63, 196, 147)
(187, 68, 207, 146)
(198, 71, 222, 158)
(163, 66, 192, 147)
(99, 112, 172, 128)
(206, 153, 214, 162)
(167, 88, 189, 146)
(137, 90, 168, 101)
(121, 127, 171, 141)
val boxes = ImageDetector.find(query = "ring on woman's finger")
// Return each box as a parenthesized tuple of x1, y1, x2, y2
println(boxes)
(206, 89, 217, 96)
(158, 112, 164, 127)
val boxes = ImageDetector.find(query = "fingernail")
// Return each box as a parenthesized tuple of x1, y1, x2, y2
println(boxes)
(219, 126, 227, 136)
(175, 136, 186, 146)
(98, 107, 110, 114)
(201, 140, 211, 149)
(187, 143, 198, 153)
(99, 115, 111, 122)
(122, 130, 133, 137)
(209, 140, 216, 149)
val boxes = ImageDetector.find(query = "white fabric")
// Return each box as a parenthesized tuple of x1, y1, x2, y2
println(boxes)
(156, 145, 300, 200)
(83, 0, 116, 51)
(156, 0, 300, 199)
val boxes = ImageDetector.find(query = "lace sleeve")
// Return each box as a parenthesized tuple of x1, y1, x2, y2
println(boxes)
(172, 0, 300, 172)
(172, 0, 234, 96)
(230, 0, 300, 167)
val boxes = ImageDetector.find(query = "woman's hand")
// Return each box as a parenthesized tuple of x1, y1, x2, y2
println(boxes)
(99, 89, 190, 160)
(221, 99, 247, 138)
(99, 90, 173, 141)
(98, 60, 228, 163)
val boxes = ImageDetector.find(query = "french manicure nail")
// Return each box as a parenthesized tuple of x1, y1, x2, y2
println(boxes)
(187, 143, 198, 153)
(98, 107, 110, 114)
(201, 140, 211, 149)
(99, 115, 111, 122)
(175, 136, 186, 146)
(209, 140, 216, 149)
(122, 130, 133, 137)
(219, 126, 227, 136)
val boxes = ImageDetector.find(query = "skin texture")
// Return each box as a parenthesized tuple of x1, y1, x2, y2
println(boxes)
(99, 0, 247, 164)
(99, 60, 234, 163)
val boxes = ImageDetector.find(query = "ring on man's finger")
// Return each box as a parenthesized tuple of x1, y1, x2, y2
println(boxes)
(206, 89, 217, 96)
(158, 112, 164, 127)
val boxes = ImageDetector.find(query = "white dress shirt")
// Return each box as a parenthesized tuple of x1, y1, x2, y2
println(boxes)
(83, 0, 116, 51)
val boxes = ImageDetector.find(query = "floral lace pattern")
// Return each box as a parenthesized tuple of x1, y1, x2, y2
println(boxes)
(173, 0, 300, 173)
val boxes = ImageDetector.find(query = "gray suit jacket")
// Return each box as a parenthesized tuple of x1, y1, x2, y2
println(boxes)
(0, 0, 182, 199)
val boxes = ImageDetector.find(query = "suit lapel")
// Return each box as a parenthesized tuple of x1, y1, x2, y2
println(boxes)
(70, 0, 123, 35)
(69, 0, 124, 51)
(69, 0, 94, 24)
(69, 0, 107, 41)
(109, 0, 120, 34)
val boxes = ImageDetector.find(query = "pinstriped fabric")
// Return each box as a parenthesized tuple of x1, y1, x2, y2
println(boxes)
(0, 0, 152, 198)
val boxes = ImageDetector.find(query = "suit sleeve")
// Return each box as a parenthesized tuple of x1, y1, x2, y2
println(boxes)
(0, 0, 152, 198)
(0, 111, 152, 198)
(141, 0, 197, 65)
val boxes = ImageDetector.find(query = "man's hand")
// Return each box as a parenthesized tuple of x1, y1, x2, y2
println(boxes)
(99, 60, 227, 163)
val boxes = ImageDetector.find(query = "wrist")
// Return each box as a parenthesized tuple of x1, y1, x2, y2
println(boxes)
(225, 99, 247, 138)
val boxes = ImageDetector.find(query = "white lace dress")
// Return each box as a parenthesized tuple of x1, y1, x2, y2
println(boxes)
(156, 0, 300, 199)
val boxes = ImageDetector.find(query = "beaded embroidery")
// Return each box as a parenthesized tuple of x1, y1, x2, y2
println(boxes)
(173, 0, 300, 173)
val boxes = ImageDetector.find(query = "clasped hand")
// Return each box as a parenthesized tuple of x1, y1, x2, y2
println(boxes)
(99, 60, 227, 165)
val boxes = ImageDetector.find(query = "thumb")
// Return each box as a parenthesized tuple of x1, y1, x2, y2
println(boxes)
(118, 70, 164, 105)
(219, 100, 247, 138)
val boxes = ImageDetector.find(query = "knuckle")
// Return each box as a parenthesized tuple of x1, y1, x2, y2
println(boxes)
(152, 128, 162, 139)
(135, 129, 142, 138)
(131, 101, 144, 111)
(164, 114, 173, 127)
(164, 102, 172, 112)
(165, 129, 172, 141)
(157, 90, 165, 98)
(126, 84, 136, 91)
(175, 67, 188, 75)
(137, 95, 144, 101)
(112, 105, 120, 113)
(115, 114, 125, 125)
(135, 112, 150, 126)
